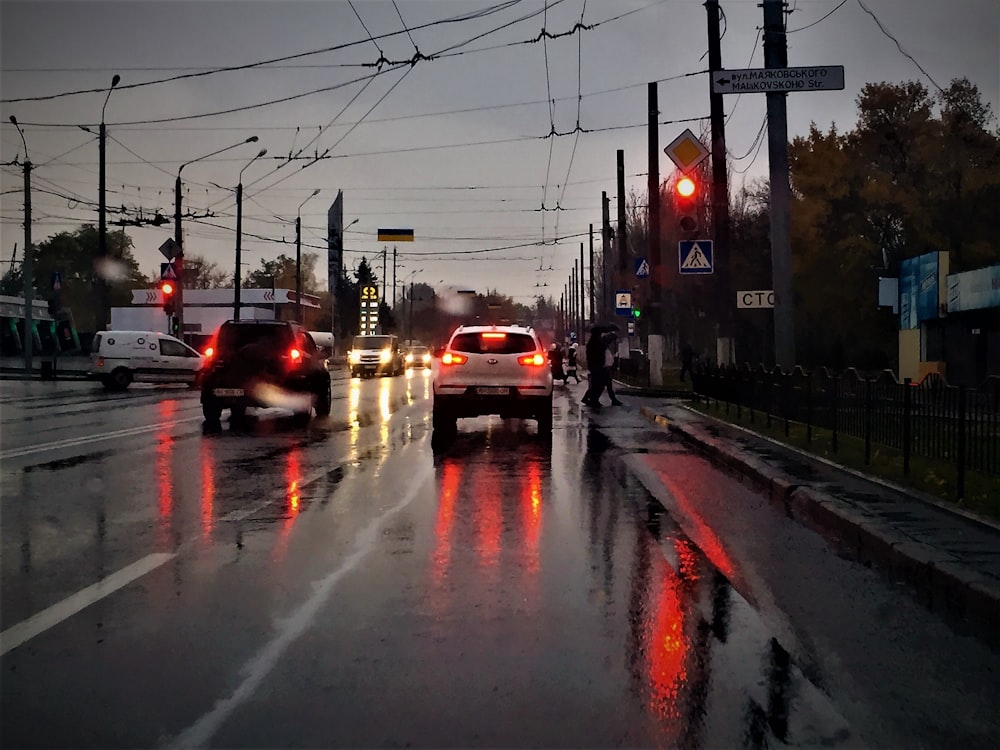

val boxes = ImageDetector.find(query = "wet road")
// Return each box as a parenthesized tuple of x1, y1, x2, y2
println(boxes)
(1, 371, 998, 748)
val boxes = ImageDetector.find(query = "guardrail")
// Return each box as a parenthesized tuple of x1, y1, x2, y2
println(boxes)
(691, 365, 1000, 496)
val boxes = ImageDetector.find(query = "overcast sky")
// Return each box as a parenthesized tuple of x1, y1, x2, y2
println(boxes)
(2, 0, 997, 306)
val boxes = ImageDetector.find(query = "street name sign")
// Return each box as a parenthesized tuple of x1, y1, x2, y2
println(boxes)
(737, 290, 775, 309)
(614, 289, 633, 316)
(678, 241, 713, 275)
(712, 65, 844, 95)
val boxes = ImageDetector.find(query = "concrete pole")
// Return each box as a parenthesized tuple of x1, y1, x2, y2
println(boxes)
(764, 0, 795, 369)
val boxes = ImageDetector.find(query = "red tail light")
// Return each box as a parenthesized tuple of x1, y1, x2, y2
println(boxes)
(481, 332, 507, 339)
(518, 352, 546, 367)
(203, 346, 214, 360)
(441, 351, 467, 365)
(288, 348, 302, 363)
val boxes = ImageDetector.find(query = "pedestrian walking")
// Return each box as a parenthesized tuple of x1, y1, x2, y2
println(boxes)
(566, 343, 581, 384)
(680, 342, 695, 382)
(548, 342, 567, 384)
(600, 330, 623, 406)
(581, 326, 607, 407)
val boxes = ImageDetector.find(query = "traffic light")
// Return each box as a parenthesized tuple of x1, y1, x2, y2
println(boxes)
(632, 308, 641, 320)
(170, 316, 180, 336)
(675, 175, 698, 234)
(161, 280, 176, 316)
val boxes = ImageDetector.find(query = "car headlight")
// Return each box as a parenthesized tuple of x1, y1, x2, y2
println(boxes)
(405, 353, 414, 363)
(422, 353, 431, 364)
(348, 351, 360, 364)
(379, 349, 392, 363)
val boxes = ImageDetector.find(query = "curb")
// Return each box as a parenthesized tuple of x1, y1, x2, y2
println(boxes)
(636, 404, 1000, 648)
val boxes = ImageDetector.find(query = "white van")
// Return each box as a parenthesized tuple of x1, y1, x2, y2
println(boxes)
(89, 330, 205, 391)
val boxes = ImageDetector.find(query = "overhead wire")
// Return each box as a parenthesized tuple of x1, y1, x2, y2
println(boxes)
(855, 0, 943, 92)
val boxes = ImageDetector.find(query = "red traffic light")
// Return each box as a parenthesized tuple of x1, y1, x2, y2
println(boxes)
(676, 176, 696, 198)
(161, 281, 175, 296)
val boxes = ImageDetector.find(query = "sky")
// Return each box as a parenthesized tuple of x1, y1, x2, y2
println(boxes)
(2, 0, 997, 308)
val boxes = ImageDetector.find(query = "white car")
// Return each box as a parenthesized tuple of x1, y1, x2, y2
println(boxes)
(432, 324, 553, 437)
(89, 330, 204, 390)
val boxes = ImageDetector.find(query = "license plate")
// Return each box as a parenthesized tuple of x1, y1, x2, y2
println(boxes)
(476, 386, 509, 396)
(213, 388, 244, 397)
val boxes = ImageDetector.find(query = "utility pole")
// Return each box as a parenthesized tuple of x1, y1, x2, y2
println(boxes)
(589, 223, 595, 324)
(647, 82, 661, 338)
(601, 191, 611, 322)
(764, 0, 795, 369)
(392, 245, 397, 309)
(174, 174, 183, 331)
(381, 247, 387, 331)
(10, 116, 32, 372)
(579, 242, 585, 342)
(97, 75, 119, 332)
(707, 0, 733, 365)
(616, 150, 627, 280)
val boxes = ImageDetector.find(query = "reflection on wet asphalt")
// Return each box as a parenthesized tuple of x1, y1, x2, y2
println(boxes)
(1, 376, 997, 748)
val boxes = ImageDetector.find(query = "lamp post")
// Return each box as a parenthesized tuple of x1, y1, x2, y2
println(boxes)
(233, 148, 267, 320)
(175, 136, 259, 335)
(295, 188, 320, 324)
(10, 116, 32, 372)
(97, 74, 119, 331)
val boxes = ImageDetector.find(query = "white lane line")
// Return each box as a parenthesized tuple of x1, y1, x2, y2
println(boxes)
(0, 417, 203, 460)
(168, 460, 435, 750)
(0, 552, 177, 657)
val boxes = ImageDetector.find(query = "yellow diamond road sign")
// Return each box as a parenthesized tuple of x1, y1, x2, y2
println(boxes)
(664, 129, 710, 173)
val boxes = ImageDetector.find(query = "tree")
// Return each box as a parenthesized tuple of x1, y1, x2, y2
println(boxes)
(244, 252, 320, 292)
(28, 225, 149, 333)
(179, 254, 230, 289)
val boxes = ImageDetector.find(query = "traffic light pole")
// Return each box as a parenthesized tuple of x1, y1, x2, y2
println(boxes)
(707, 0, 733, 365)
(174, 174, 184, 337)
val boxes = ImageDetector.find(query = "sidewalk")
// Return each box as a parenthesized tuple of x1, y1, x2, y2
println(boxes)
(0, 354, 90, 380)
(630, 396, 1000, 648)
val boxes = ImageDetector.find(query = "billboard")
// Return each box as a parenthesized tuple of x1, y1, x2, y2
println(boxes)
(947, 264, 1000, 312)
(899, 252, 943, 330)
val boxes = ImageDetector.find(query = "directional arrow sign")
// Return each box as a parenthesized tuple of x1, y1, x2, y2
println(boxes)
(712, 65, 844, 95)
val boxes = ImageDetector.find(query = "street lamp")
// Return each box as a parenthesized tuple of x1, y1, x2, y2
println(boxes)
(10, 116, 33, 373)
(295, 188, 320, 323)
(174, 136, 259, 336)
(97, 73, 119, 330)
(234, 148, 268, 320)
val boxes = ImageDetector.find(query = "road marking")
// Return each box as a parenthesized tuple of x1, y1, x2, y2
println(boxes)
(168, 459, 434, 750)
(0, 417, 203, 460)
(0, 552, 176, 657)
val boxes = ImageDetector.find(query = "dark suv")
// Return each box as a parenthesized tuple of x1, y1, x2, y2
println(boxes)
(200, 320, 331, 425)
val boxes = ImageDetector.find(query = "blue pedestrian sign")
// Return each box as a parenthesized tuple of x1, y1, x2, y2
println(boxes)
(635, 258, 650, 278)
(679, 240, 714, 274)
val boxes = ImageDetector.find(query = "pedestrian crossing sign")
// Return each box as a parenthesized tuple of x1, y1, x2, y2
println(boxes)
(678, 240, 714, 274)
(635, 258, 650, 278)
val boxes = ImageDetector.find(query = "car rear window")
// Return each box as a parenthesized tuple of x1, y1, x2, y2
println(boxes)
(217, 323, 293, 353)
(449, 332, 537, 355)
(353, 336, 392, 349)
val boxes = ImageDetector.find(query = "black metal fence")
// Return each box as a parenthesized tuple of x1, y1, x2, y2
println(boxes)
(690, 364, 1000, 497)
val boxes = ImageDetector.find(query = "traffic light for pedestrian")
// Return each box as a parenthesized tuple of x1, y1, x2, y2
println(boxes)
(675, 175, 698, 234)
(632, 308, 641, 320)
(161, 280, 176, 316)
(170, 316, 180, 336)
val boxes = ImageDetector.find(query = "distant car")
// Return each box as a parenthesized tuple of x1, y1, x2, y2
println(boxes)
(348, 334, 404, 378)
(199, 320, 331, 426)
(432, 324, 553, 438)
(88, 330, 204, 391)
(404, 345, 432, 369)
